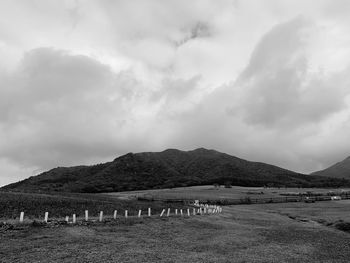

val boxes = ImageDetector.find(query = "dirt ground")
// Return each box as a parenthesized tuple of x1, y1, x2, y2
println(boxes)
(1, 201, 350, 263)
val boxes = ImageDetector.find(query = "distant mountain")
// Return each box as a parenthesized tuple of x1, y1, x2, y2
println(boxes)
(311, 156, 350, 179)
(2, 148, 349, 193)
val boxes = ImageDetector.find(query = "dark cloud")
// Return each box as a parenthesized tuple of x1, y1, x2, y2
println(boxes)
(0, 48, 141, 169)
(176, 22, 212, 47)
(0, 47, 203, 173)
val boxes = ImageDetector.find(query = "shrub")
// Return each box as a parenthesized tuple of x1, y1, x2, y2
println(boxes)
(334, 222, 350, 233)
(224, 182, 232, 188)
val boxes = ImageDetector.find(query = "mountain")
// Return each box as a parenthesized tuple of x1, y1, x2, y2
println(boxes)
(2, 148, 349, 193)
(311, 156, 350, 179)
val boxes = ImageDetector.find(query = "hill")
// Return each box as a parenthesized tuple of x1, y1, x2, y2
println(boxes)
(2, 148, 349, 193)
(311, 156, 350, 179)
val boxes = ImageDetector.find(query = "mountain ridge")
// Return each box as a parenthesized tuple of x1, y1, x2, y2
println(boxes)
(2, 148, 349, 193)
(311, 155, 350, 179)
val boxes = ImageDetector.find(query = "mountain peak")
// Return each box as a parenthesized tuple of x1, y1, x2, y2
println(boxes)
(191, 148, 217, 153)
(3, 148, 349, 193)
(161, 148, 183, 153)
(193, 147, 209, 151)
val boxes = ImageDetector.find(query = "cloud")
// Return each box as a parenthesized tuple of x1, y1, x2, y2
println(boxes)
(0, 48, 145, 170)
(2, 1, 350, 186)
(226, 16, 350, 129)
(0, 47, 204, 175)
(158, 15, 350, 174)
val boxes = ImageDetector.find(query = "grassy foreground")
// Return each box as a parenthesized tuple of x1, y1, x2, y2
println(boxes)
(0, 191, 187, 220)
(1, 200, 350, 262)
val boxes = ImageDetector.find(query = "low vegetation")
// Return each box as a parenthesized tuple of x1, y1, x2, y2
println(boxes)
(0, 191, 187, 220)
(3, 148, 350, 193)
(1, 200, 350, 263)
(110, 185, 350, 205)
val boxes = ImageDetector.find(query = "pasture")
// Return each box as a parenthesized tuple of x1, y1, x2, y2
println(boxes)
(1, 200, 350, 262)
(105, 185, 350, 202)
(0, 191, 188, 220)
(1, 188, 350, 262)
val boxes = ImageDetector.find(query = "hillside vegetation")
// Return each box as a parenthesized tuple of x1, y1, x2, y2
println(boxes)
(312, 156, 350, 179)
(2, 148, 349, 193)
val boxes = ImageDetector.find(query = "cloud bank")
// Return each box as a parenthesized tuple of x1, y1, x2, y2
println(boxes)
(1, 0, 350, 185)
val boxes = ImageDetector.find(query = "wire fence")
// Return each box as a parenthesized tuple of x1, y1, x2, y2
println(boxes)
(3, 205, 223, 226)
(138, 194, 350, 206)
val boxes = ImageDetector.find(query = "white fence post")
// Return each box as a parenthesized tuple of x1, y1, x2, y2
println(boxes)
(180, 209, 183, 216)
(167, 208, 170, 217)
(19, 212, 24, 223)
(65, 216, 69, 223)
(175, 209, 178, 215)
(85, 210, 89, 221)
(138, 210, 142, 218)
(187, 209, 190, 217)
(160, 209, 165, 217)
(148, 208, 151, 217)
(193, 208, 196, 215)
(99, 211, 103, 222)
(113, 210, 117, 219)
(44, 212, 49, 223)
(72, 214, 76, 224)
(125, 210, 128, 219)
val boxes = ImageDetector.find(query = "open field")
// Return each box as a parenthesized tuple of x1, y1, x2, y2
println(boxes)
(249, 200, 350, 226)
(1, 200, 350, 262)
(0, 191, 187, 220)
(105, 185, 350, 201)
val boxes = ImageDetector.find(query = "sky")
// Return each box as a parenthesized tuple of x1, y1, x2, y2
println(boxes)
(1, 0, 350, 186)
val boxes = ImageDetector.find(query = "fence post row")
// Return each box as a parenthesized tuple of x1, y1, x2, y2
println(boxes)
(19, 212, 24, 223)
(16, 205, 222, 224)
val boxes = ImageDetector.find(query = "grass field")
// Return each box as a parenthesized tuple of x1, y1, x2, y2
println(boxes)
(250, 200, 350, 226)
(0, 191, 188, 220)
(106, 185, 350, 201)
(1, 200, 350, 262)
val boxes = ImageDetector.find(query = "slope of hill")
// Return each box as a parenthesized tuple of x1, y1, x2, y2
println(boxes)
(2, 148, 349, 193)
(311, 156, 350, 179)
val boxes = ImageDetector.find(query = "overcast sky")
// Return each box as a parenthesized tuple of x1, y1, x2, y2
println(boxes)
(1, 0, 350, 186)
